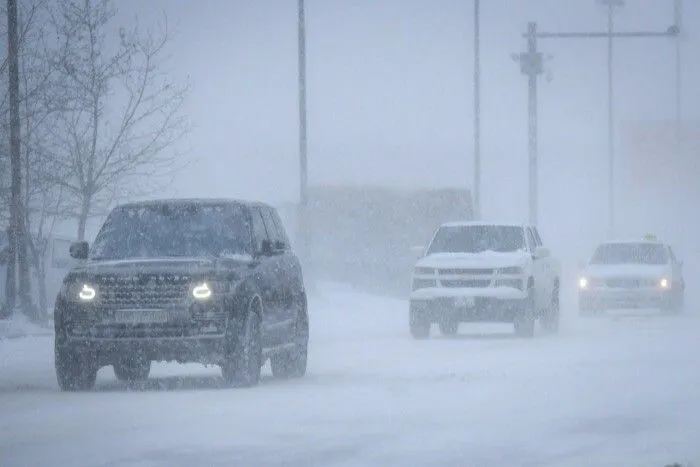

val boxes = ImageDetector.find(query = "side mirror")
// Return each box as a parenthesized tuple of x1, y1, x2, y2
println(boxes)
(533, 246, 550, 259)
(69, 241, 89, 260)
(260, 239, 278, 256)
(274, 240, 286, 251)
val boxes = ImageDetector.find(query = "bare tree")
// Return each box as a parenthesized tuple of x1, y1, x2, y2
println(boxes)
(0, 0, 60, 321)
(46, 0, 189, 240)
(0, 0, 69, 321)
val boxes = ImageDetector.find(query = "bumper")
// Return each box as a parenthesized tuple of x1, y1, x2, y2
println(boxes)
(59, 302, 229, 365)
(409, 287, 528, 323)
(65, 332, 227, 365)
(579, 288, 671, 311)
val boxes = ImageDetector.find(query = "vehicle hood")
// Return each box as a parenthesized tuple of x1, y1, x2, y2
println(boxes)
(69, 256, 252, 278)
(582, 263, 669, 279)
(417, 251, 530, 269)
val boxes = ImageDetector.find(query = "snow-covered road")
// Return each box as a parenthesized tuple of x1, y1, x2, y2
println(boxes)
(1, 282, 699, 467)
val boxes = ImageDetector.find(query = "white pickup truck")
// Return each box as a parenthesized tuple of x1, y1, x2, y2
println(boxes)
(409, 221, 561, 338)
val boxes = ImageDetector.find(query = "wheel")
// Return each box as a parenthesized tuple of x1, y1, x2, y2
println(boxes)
(541, 286, 560, 334)
(113, 354, 151, 382)
(271, 298, 309, 379)
(438, 318, 459, 337)
(409, 303, 430, 339)
(221, 299, 263, 388)
(514, 290, 536, 338)
(55, 335, 98, 391)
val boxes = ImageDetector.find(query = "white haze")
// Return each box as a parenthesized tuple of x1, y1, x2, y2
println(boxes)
(112, 0, 700, 294)
(2, 0, 699, 465)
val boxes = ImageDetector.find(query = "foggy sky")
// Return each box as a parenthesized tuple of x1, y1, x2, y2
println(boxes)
(113, 0, 698, 260)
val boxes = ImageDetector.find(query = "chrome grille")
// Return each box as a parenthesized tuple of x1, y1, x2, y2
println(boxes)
(440, 279, 491, 288)
(95, 274, 191, 308)
(605, 277, 655, 289)
(438, 268, 494, 276)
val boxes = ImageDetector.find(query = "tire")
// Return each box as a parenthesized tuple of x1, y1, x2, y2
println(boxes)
(438, 319, 459, 337)
(221, 299, 263, 388)
(113, 355, 151, 382)
(409, 303, 431, 339)
(541, 286, 560, 334)
(55, 335, 98, 391)
(514, 290, 536, 338)
(271, 299, 309, 379)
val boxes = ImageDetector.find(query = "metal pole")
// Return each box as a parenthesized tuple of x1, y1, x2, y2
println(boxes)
(674, 0, 683, 249)
(298, 0, 309, 271)
(473, 0, 481, 220)
(7, 0, 22, 316)
(674, 0, 682, 159)
(606, 2, 615, 238)
(527, 22, 538, 226)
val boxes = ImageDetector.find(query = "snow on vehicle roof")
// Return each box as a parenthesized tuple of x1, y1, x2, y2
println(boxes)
(116, 198, 273, 210)
(598, 238, 665, 246)
(440, 221, 525, 228)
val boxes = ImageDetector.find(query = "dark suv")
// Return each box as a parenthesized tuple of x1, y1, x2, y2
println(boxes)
(54, 198, 308, 391)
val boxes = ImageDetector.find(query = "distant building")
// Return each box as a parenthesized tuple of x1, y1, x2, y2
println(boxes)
(278, 185, 473, 298)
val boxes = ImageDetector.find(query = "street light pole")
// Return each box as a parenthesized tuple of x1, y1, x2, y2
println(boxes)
(297, 0, 310, 272)
(473, 0, 481, 220)
(674, 0, 682, 159)
(600, 0, 623, 237)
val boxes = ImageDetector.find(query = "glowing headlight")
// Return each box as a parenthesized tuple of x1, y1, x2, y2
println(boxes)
(578, 277, 589, 289)
(78, 284, 97, 301)
(659, 278, 669, 289)
(192, 282, 213, 300)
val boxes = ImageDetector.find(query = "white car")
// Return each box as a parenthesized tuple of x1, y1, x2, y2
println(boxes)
(578, 235, 685, 315)
(409, 222, 561, 339)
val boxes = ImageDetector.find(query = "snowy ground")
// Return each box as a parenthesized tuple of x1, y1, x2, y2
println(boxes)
(1, 282, 699, 467)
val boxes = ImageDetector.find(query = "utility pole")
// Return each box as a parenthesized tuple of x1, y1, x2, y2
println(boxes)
(517, 22, 544, 226)
(600, 0, 624, 237)
(674, 0, 682, 160)
(515, 4, 679, 236)
(298, 0, 310, 278)
(673, 0, 683, 250)
(472, 0, 481, 220)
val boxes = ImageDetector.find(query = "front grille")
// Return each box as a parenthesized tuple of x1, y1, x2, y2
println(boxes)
(440, 279, 491, 288)
(68, 311, 227, 338)
(439, 268, 494, 276)
(605, 278, 654, 289)
(94, 274, 191, 308)
(413, 279, 437, 290)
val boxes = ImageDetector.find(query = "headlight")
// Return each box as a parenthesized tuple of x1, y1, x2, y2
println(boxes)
(190, 281, 228, 300)
(79, 284, 97, 301)
(61, 281, 98, 302)
(579, 277, 589, 289)
(659, 278, 669, 289)
(497, 266, 523, 275)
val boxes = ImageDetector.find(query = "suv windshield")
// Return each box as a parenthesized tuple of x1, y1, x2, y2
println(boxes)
(426, 225, 525, 255)
(90, 203, 253, 260)
(590, 242, 668, 265)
